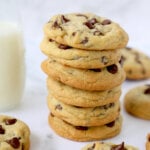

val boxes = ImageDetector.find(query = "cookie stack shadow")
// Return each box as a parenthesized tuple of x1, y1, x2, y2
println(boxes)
(40, 13, 128, 141)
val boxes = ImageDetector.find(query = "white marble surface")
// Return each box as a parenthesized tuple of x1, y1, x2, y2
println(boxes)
(1, 0, 150, 149)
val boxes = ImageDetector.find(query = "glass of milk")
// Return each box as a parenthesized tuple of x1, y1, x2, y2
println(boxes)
(0, 0, 25, 111)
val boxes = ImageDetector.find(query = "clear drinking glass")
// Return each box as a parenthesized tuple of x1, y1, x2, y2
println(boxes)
(0, 0, 25, 111)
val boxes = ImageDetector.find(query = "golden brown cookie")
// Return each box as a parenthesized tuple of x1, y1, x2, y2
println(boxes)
(40, 38, 122, 69)
(146, 133, 150, 150)
(124, 84, 150, 120)
(121, 47, 150, 80)
(0, 115, 30, 150)
(41, 58, 125, 91)
(48, 114, 122, 141)
(47, 95, 120, 126)
(47, 77, 122, 107)
(81, 141, 138, 150)
(44, 13, 128, 50)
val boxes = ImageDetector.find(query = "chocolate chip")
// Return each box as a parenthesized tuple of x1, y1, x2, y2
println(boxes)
(6, 137, 20, 148)
(58, 44, 71, 49)
(106, 120, 115, 127)
(81, 37, 88, 44)
(52, 21, 62, 30)
(107, 64, 118, 74)
(76, 14, 88, 19)
(49, 39, 54, 42)
(149, 136, 150, 142)
(72, 32, 76, 36)
(93, 30, 103, 36)
(55, 104, 62, 110)
(101, 56, 108, 65)
(75, 126, 88, 130)
(101, 19, 111, 25)
(89, 69, 101, 72)
(119, 56, 126, 67)
(50, 113, 54, 117)
(0, 125, 5, 134)
(61, 15, 70, 23)
(5, 118, 17, 125)
(111, 142, 125, 150)
(84, 18, 98, 29)
(88, 143, 96, 150)
(144, 87, 150, 94)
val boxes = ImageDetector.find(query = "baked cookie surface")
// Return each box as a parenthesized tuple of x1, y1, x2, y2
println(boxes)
(42, 59, 125, 91)
(81, 141, 138, 150)
(121, 47, 150, 80)
(41, 38, 122, 69)
(0, 115, 30, 150)
(47, 95, 120, 126)
(47, 77, 121, 107)
(44, 13, 128, 50)
(146, 133, 150, 150)
(48, 114, 122, 141)
(124, 84, 150, 120)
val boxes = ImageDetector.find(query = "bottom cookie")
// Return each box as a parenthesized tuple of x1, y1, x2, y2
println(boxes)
(146, 133, 150, 150)
(48, 114, 122, 142)
(81, 141, 138, 150)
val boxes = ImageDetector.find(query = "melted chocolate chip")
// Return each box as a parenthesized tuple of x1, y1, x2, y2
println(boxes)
(49, 39, 54, 42)
(93, 30, 103, 36)
(55, 104, 62, 110)
(5, 118, 17, 125)
(111, 142, 125, 150)
(144, 87, 150, 94)
(6, 137, 20, 148)
(101, 56, 108, 65)
(106, 120, 115, 127)
(76, 14, 88, 19)
(0, 125, 5, 134)
(88, 143, 96, 150)
(52, 21, 62, 30)
(107, 64, 118, 74)
(81, 37, 88, 44)
(101, 19, 111, 25)
(75, 126, 88, 130)
(50, 113, 54, 117)
(84, 18, 98, 29)
(58, 44, 71, 49)
(149, 136, 150, 142)
(72, 32, 76, 36)
(89, 69, 101, 72)
(61, 15, 70, 23)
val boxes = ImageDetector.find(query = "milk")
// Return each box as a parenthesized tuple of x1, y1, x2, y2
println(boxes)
(0, 22, 25, 111)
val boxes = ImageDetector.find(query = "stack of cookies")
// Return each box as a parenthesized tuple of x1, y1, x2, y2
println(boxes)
(41, 13, 128, 141)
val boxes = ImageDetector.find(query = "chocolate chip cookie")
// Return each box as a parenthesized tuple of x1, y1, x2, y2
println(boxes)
(47, 77, 121, 107)
(48, 114, 122, 141)
(146, 133, 150, 150)
(121, 47, 150, 80)
(81, 141, 138, 150)
(124, 84, 150, 120)
(44, 13, 128, 50)
(41, 58, 126, 91)
(41, 38, 122, 69)
(0, 115, 30, 150)
(47, 95, 120, 126)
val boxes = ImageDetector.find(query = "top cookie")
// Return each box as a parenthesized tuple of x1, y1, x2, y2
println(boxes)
(44, 13, 128, 50)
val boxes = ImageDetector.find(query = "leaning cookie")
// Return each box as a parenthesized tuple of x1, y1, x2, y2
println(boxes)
(121, 47, 150, 80)
(47, 95, 120, 126)
(42, 59, 125, 91)
(49, 114, 122, 142)
(0, 115, 30, 150)
(44, 13, 128, 50)
(40, 38, 122, 69)
(81, 141, 138, 150)
(146, 133, 150, 150)
(47, 77, 121, 107)
(124, 84, 150, 120)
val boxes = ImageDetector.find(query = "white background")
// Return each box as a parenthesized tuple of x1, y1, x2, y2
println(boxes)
(1, 0, 150, 149)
